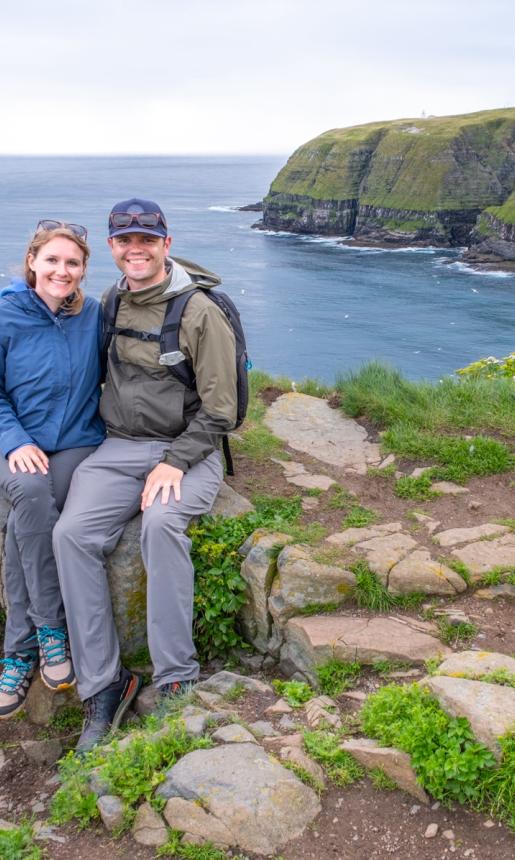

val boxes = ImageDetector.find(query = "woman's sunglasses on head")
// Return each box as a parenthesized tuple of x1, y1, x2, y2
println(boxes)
(35, 220, 88, 240)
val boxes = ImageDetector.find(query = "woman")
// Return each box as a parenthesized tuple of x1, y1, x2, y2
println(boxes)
(0, 221, 105, 718)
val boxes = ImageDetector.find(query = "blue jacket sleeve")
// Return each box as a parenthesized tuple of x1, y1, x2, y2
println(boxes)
(0, 340, 35, 457)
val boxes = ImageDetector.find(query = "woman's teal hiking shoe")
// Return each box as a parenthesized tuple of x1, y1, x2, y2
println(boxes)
(0, 651, 38, 719)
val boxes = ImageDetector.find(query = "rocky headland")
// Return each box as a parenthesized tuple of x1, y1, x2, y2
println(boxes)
(256, 108, 515, 268)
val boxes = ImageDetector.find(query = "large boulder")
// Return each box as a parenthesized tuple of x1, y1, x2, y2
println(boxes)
(156, 743, 321, 855)
(424, 676, 515, 759)
(0, 483, 253, 662)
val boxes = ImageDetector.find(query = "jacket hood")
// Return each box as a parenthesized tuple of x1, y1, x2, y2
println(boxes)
(116, 256, 221, 306)
(0, 278, 29, 298)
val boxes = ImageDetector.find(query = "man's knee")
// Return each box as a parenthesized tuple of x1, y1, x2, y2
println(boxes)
(141, 503, 188, 543)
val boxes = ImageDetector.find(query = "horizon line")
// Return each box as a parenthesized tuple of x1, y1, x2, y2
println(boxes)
(0, 152, 289, 158)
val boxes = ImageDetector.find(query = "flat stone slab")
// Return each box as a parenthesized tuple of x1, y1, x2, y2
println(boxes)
(195, 671, 272, 697)
(282, 616, 449, 683)
(342, 738, 428, 804)
(412, 513, 441, 534)
(451, 533, 515, 580)
(157, 743, 321, 854)
(286, 473, 336, 490)
(132, 802, 168, 847)
(352, 533, 418, 583)
(327, 523, 402, 546)
(264, 392, 382, 474)
(475, 583, 515, 600)
(436, 650, 515, 679)
(212, 724, 257, 744)
(388, 550, 467, 595)
(431, 481, 469, 495)
(424, 676, 515, 759)
(164, 797, 233, 848)
(433, 524, 510, 547)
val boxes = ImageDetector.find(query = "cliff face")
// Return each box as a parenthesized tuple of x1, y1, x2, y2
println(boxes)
(261, 109, 515, 249)
(464, 192, 515, 264)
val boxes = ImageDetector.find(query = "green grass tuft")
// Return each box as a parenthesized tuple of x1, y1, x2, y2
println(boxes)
(316, 659, 362, 695)
(394, 474, 439, 501)
(437, 617, 477, 647)
(0, 821, 43, 860)
(272, 679, 314, 707)
(369, 767, 398, 791)
(303, 729, 364, 786)
(341, 506, 377, 528)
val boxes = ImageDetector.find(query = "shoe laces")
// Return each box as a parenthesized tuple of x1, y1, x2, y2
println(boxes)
(37, 626, 68, 665)
(0, 655, 35, 693)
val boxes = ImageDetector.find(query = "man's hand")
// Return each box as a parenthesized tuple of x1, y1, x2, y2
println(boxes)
(8, 444, 49, 475)
(141, 463, 184, 510)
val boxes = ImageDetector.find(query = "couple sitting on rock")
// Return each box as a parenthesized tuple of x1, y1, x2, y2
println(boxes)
(0, 198, 238, 753)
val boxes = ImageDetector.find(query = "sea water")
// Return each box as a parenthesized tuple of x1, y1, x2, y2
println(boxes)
(0, 155, 513, 383)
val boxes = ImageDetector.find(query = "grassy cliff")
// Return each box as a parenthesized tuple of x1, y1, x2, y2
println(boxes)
(262, 109, 515, 247)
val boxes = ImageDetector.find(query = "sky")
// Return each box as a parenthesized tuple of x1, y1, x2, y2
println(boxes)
(0, 0, 514, 155)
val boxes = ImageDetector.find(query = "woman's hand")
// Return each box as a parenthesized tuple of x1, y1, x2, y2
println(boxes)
(8, 445, 49, 475)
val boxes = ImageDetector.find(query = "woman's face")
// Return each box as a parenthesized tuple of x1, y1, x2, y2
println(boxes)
(28, 236, 85, 313)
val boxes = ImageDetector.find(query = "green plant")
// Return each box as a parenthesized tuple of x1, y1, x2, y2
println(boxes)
(272, 679, 314, 707)
(48, 706, 84, 733)
(350, 561, 396, 611)
(326, 484, 356, 510)
(480, 567, 515, 586)
(446, 559, 472, 586)
(437, 618, 477, 647)
(495, 518, 515, 532)
(394, 474, 439, 501)
(223, 682, 247, 702)
(457, 353, 515, 380)
(369, 767, 397, 790)
(0, 821, 43, 860)
(232, 425, 285, 461)
(303, 730, 364, 786)
(371, 659, 411, 677)
(362, 684, 496, 803)
(51, 717, 212, 829)
(304, 487, 323, 497)
(281, 760, 324, 793)
(367, 464, 396, 479)
(189, 494, 301, 659)
(297, 601, 340, 616)
(316, 659, 361, 695)
(341, 506, 377, 529)
(424, 656, 443, 675)
(157, 829, 239, 859)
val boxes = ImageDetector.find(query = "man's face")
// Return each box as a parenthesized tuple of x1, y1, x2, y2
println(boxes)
(108, 233, 172, 290)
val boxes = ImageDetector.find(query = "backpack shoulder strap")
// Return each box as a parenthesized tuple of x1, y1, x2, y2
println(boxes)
(101, 285, 121, 381)
(160, 287, 199, 388)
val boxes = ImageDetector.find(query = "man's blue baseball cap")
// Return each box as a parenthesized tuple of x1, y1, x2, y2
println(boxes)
(108, 198, 168, 238)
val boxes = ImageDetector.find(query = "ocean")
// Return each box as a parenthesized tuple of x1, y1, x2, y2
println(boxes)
(1, 155, 514, 383)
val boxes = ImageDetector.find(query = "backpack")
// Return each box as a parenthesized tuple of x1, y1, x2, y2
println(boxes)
(101, 285, 251, 476)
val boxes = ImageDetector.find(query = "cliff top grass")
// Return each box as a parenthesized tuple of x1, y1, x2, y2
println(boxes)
(486, 189, 515, 226)
(267, 107, 515, 212)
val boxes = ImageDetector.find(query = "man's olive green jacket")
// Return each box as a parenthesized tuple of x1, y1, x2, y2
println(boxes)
(100, 257, 237, 473)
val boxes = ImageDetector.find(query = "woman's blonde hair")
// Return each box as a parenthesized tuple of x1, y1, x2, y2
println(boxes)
(24, 227, 90, 315)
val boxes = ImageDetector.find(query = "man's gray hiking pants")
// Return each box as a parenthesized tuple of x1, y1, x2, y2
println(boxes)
(52, 438, 224, 701)
(0, 446, 97, 655)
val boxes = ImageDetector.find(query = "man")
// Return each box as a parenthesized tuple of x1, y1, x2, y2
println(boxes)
(53, 198, 237, 753)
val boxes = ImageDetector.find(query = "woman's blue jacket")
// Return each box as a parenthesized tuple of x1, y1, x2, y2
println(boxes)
(0, 281, 106, 458)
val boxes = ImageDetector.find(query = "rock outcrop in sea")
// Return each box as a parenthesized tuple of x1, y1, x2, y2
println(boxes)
(258, 108, 515, 262)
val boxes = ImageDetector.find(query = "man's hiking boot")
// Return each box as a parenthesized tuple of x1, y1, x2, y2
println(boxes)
(0, 651, 38, 719)
(36, 625, 75, 691)
(75, 667, 141, 755)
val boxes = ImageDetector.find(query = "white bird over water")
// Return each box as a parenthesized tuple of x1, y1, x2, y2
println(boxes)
(471, 288, 479, 293)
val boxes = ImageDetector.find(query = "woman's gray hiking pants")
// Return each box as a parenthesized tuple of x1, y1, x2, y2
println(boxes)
(0, 446, 97, 655)
(52, 438, 224, 701)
